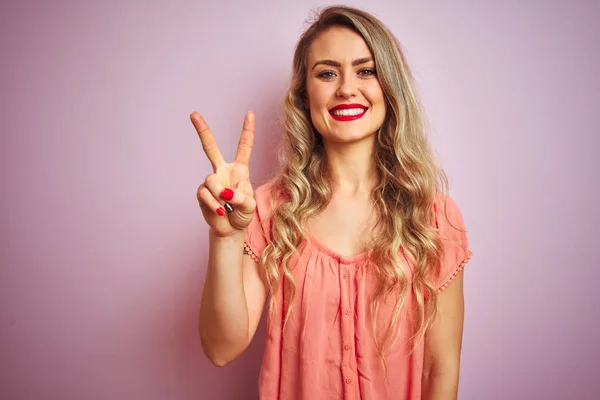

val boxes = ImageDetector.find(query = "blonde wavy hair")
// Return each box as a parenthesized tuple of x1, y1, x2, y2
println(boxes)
(260, 5, 449, 355)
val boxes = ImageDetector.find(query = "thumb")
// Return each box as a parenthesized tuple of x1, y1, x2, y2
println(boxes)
(236, 179, 254, 197)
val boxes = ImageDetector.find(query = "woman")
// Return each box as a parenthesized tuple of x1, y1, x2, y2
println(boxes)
(190, 6, 472, 400)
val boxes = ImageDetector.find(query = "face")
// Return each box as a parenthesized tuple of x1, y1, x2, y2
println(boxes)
(305, 26, 386, 144)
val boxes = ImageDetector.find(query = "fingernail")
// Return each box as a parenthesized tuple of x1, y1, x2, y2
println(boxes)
(223, 202, 234, 213)
(216, 207, 226, 216)
(220, 188, 234, 201)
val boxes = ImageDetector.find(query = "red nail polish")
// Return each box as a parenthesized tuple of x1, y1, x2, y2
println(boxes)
(220, 188, 234, 201)
(216, 207, 226, 216)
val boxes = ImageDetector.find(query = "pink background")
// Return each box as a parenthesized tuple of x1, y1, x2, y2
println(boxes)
(1, 1, 599, 399)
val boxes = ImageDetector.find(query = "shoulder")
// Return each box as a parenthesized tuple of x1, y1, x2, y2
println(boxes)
(244, 181, 279, 251)
(430, 194, 472, 291)
(432, 194, 469, 253)
(253, 180, 278, 216)
(433, 194, 465, 232)
(254, 180, 277, 202)
(251, 179, 286, 228)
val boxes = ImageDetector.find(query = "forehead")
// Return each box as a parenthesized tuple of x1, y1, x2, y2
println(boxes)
(307, 26, 373, 65)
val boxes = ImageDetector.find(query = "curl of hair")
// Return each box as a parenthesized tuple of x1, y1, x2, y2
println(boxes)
(259, 5, 449, 361)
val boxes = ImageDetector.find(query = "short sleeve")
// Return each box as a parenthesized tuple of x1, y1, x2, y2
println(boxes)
(433, 196, 472, 293)
(243, 183, 273, 263)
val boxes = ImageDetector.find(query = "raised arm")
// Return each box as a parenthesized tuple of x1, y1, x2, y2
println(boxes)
(191, 112, 267, 366)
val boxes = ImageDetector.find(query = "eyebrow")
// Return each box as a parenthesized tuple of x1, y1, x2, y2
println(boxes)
(311, 57, 373, 70)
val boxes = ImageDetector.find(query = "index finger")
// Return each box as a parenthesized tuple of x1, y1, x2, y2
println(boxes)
(234, 112, 255, 166)
(190, 112, 226, 172)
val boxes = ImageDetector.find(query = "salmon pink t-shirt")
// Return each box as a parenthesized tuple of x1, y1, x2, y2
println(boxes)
(244, 183, 472, 400)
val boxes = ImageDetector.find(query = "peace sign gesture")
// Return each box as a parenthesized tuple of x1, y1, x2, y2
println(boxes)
(191, 111, 257, 237)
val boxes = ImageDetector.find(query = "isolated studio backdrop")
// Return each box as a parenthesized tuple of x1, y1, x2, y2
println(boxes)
(1, 1, 599, 399)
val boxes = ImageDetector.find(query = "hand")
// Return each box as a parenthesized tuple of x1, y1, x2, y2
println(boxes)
(190, 111, 257, 237)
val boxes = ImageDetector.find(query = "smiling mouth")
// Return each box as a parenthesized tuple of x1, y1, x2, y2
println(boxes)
(329, 107, 367, 121)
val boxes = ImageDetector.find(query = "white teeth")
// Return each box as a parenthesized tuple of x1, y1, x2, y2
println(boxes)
(332, 108, 366, 116)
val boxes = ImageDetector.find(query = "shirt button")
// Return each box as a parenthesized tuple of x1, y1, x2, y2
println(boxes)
(344, 344, 351, 351)
(342, 273, 348, 279)
(345, 309, 351, 315)
(345, 378, 352, 384)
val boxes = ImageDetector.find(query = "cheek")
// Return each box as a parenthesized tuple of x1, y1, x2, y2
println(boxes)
(305, 86, 325, 129)
(366, 86, 386, 119)
(307, 89, 332, 129)
(365, 83, 385, 106)
(307, 84, 330, 110)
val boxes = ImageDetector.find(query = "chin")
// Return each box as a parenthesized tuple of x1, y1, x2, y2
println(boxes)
(322, 130, 376, 144)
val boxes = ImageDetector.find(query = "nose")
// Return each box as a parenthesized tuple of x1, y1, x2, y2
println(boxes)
(336, 74, 357, 99)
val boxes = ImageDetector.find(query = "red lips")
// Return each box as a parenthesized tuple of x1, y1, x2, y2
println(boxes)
(329, 103, 368, 122)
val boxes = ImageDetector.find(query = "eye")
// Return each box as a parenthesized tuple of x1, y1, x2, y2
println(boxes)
(359, 68, 376, 77)
(317, 70, 336, 79)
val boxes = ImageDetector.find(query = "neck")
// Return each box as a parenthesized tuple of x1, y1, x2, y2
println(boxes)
(323, 137, 378, 195)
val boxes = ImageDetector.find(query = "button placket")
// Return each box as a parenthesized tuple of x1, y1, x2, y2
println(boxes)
(339, 262, 356, 398)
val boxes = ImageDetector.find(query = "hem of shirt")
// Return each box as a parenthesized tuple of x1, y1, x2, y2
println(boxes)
(244, 241, 261, 263)
(436, 250, 472, 293)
